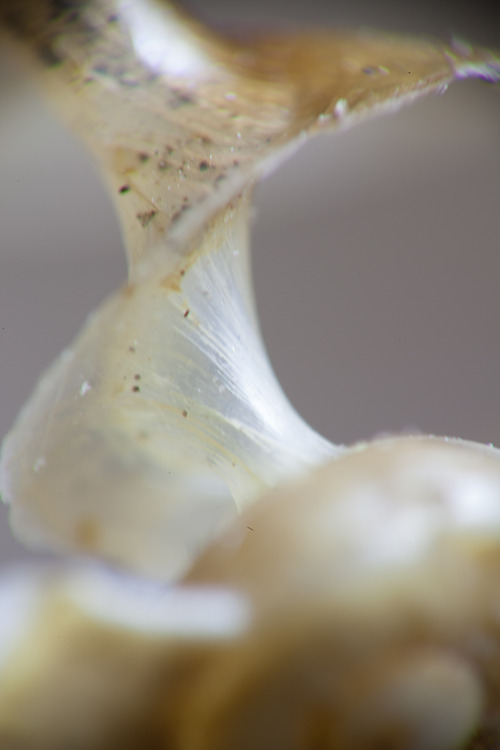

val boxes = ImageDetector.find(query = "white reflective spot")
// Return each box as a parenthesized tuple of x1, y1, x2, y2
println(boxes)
(79, 381, 91, 397)
(120, 1, 211, 79)
(447, 471, 500, 530)
(334, 98, 348, 118)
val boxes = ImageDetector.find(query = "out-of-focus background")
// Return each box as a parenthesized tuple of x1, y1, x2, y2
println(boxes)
(0, 0, 499, 566)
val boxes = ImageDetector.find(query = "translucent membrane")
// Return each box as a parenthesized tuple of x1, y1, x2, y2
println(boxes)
(0, 0, 499, 588)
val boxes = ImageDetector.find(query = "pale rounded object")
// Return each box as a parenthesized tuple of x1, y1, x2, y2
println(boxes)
(2, 437, 500, 748)
(178, 435, 500, 749)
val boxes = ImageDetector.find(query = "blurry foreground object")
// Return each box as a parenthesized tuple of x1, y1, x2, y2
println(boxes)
(0, 0, 500, 748)
(3, 438, 500, 748)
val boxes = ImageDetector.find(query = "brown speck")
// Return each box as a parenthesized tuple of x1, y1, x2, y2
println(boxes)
(247, 526, 254, 531)
(182, 409, 188, 418)
(160, 273, 181, 292)
(138, 152, 150, 162)
(75, 518, 99, 549)
(122, 284, 135, 298)
(180, 269, 185, 276)
(199, 160, 210, 171)
(119, 184, 130, 194)
(183, 309, 190, 318)
(132, 385, 140, 393)
(136, 210, 157, 227)
(170, 91, 194, 108)
(134, 373, 141, 380)
(129, 345, 136, 353)
(171, 205, 189, 223)
(93, 63, 109, 76)
(38, 44, 62, 67)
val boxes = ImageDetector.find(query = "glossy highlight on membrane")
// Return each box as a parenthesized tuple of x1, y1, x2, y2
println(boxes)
(0, 1, 500, 748)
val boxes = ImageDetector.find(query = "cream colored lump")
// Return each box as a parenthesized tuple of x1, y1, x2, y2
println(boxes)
(0, 1, 499, 748)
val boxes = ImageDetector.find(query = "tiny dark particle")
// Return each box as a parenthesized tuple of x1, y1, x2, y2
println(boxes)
(38, 44, 63, 67)
(107, 13, 119, 22)
(182, 410, 188, 418)
(199, 160, 210, 171)
(93, 63, 109, 76)
(132, 385, 140, 393)
(129, 346, 136, 353)
(66, 10, 80, 24)
(138, 152, 150, 163)
(362, 66, 377, 74)
(247, 526, 254, 531)
(184, 309, 190, 318)
(119, 185, 130, 194)
(233, 160, 240, 167)
(171, 205, 189, 223)
(180, 269, 185, 276)
(136, 210, 157, 227)
(169, 91, 195, 109)
(134, 374, 141, 380)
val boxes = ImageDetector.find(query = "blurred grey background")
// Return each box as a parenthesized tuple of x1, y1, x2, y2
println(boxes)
(0, 0, 499, 566)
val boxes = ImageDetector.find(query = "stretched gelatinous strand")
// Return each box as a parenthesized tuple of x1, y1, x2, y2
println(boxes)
(1, 0, 499, 580)
(1, 191, 337, 578)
